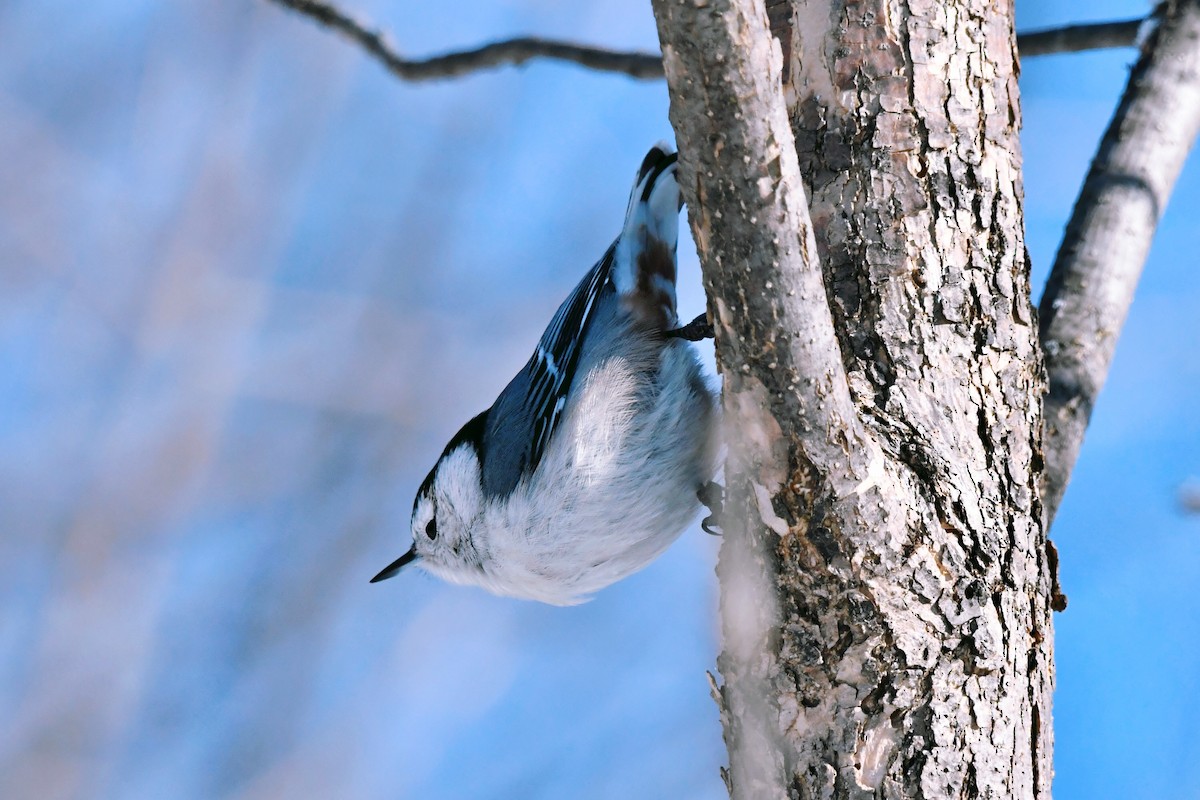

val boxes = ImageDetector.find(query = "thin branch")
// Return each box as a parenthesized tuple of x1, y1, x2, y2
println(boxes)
(1039, 1, 1200, 526)
(265, 0, 663, 80)
(1017, 18, 1144, 57)
(266, 0, 1147, 82)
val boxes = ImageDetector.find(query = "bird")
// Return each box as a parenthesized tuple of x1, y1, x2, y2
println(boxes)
(370, 143, 718, 605)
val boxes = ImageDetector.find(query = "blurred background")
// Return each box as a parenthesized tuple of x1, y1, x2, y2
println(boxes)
(0, 0, 1196, 798)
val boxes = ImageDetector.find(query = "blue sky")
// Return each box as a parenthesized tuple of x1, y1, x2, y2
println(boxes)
(0, 0, 1195, 798)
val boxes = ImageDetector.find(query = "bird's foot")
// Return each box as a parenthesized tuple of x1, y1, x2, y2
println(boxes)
(665, 313, 714, 342)
(698, 481, 725, 536)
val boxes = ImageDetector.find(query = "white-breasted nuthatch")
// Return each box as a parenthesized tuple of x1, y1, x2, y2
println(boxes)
(371, 144, 718, 605)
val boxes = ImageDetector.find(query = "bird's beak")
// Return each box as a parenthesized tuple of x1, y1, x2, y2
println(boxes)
(369, 546, 417, 583)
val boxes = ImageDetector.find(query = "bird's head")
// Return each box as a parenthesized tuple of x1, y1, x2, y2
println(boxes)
(370, 411, 490, 585)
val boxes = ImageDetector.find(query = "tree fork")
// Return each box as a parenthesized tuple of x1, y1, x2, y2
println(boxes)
(653, 0, 1054, 796)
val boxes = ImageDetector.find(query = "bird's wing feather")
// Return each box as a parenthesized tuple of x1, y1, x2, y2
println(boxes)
(521, 242, 615, 474)
(484, 145, 679, 494)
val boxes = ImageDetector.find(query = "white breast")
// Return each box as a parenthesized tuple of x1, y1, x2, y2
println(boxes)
(471, 337, 716, 605)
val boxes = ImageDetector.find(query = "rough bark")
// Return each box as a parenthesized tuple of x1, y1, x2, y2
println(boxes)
(785, 0, 1054, 796)
(652, 0, 868, 793)
(1039, 1, 1200, 523)
(653, 0, 1053, 797)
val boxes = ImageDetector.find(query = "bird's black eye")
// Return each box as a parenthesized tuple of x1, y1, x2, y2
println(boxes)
(425, 518, 438, 540)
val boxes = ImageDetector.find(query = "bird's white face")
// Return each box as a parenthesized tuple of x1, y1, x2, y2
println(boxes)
(409, 446, 489, 586)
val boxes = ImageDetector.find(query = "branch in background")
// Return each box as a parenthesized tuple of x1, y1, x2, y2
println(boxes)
(1018, 18, 1144, 57)
(1039, 1, 1200, 526)
(264, 0, 662, 80)
(266, 0, 1146, 82)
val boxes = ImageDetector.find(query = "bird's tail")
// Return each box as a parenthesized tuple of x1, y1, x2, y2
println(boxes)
(614, 143, 680, 330)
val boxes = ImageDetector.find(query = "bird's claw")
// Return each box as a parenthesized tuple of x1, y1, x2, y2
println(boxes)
(698, 481, 725, 536)
(665, 313, 714, 342)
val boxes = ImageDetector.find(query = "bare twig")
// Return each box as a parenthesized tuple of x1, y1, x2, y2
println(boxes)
(265, 0, 663, 80)
(1018, 18, 1144, 57)
(266, 0, 1148, 82)
(1039, 1, 1200, 526)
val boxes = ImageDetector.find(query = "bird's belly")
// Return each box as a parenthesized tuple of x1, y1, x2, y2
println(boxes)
(481, 341, 717, 605)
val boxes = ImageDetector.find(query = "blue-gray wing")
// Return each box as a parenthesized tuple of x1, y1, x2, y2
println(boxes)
(475, 146, 681, 500)
(523, 241, 616, 474)
(478, 242, 616, 498)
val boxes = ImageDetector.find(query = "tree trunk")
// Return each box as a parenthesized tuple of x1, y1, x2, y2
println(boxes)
(652, 0, 1054, 797)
